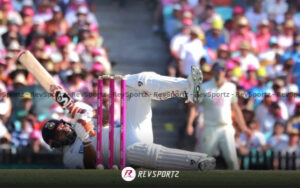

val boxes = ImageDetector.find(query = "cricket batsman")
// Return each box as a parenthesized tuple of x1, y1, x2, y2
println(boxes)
(41, 66, 216, 170)
(186, 62, 252, 170)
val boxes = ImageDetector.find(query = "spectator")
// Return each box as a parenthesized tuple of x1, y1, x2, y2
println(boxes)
(68, 6, 90, 39)
(248, 67, 268, 109)
(11, 73, 28, 89)
(265, 56, 283, 80)
(267, 121, 288, 150)
(0, 80, 11, 125)
(3, 52, 15, 76)
(0, 58, 8, 82)
(282, 57, 297, 84)
(273, 131, 300, 169)
(260, 102, 284, 139)
(257, 36, 283, 66)
(263, 0, 288, 24)
(205, 18, 226, 52)
(272, 79, 289, 120)
(238, 120, 266, 151)
(170, 21, 191, 59)
(287, 102, 300, 134)
(245, 1, 267, 31)
(25, 16, 45, 46)
(283, 84, 300, 117)
(255, 89, 275, 131)
(229, 16, 258, 53)
(178, 25, 204, 77)
(238, 65, 258, 91)
(0, 119, 10, 144)
(0, 0, 22, 25)
(65, 1, 98, 27)
(1, 19, 25, 48)
(215, 44, 230, 65)
(93, 56, 111, 75)
(193, 0, 207, 23)
(236, 86, 249, 109)
(65, 67, 90, 102)
(45, 5, 69, 39)
(256, 19, 271, 53)
(199, 3, 221, 32)
(20, 7, 34, 37)
(11, 116, 32, 148)
(168, 21, 192, 76)
(20, 92, 37, 119)
(30, 129, 46, 153)
(232, 6, 245, 29)
(20, 0, 34, 12)
(236, 41, 260, 74)
(278, 19, 295, 50)
(33, 0, 53, 23)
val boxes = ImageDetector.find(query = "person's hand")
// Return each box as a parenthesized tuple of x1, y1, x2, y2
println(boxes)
(186, 124, 194, 136)
(68, 101, 95, 136)
(244, 128, 252, 139)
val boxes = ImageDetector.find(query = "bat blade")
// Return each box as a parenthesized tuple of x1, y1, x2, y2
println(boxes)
(17, 50, 74, 109)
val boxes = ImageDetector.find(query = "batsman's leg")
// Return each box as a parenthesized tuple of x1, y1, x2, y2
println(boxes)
(125, 66, 203, 102)
(127, 143, 215, 170)
(125, 72, 189, 100)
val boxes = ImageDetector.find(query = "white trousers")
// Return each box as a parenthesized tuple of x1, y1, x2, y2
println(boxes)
(199, 125, 239, 170)
(124, 72, 188, 146)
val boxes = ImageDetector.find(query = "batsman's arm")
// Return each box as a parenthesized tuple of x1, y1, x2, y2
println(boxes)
(17, 50, 95, 136)
(83, 140, 97, 169)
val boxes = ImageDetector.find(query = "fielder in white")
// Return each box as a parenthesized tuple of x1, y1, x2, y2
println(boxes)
(41, 66, 216, 170)
(186, 62, 252, 170)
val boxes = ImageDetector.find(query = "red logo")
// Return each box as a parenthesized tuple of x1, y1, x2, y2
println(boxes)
(123, 170, 133, 178)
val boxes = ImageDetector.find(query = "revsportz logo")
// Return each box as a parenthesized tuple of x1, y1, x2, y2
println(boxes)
(138, 170, 180, 178)
(121, 167, 136, 182)
(121, 168, 180, 182)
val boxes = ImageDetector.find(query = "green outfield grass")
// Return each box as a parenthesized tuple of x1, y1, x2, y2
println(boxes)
(0, 170, 299, 187)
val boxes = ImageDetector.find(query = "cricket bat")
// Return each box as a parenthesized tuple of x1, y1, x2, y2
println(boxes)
(17, 50, 96, 136)
(17, 50, 74, 109)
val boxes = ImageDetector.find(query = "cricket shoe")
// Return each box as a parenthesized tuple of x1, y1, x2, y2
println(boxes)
(198, 157, 216, 171)
(187, 66, 203, 103)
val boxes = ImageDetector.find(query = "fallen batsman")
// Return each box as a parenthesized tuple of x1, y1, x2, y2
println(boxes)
(41, 66, 216, 170)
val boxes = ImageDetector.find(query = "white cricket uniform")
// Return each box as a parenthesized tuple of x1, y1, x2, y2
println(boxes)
(198, 78, 240, 170)
(63, 126, 121, 169)
(63, 72, 212, 169)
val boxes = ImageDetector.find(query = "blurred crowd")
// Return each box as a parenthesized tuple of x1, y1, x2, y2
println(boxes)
(0, 0, 118, 157)
(155, 0, 300, 168)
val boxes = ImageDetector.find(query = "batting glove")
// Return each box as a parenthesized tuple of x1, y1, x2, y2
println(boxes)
(68, 101, 96, 136)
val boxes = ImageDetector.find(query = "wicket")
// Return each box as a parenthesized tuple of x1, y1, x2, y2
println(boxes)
(96, 75, 126, 170)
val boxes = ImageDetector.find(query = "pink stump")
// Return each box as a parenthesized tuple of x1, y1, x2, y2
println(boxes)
(109, 78, 115, 169)
(120, 78, 126, 169)
(96, 78, 103, 166)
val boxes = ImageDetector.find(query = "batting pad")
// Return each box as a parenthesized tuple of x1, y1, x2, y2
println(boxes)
(127, 143, 208, 170)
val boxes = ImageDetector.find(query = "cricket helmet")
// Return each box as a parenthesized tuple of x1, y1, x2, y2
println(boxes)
(42, 119, 76, 148)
